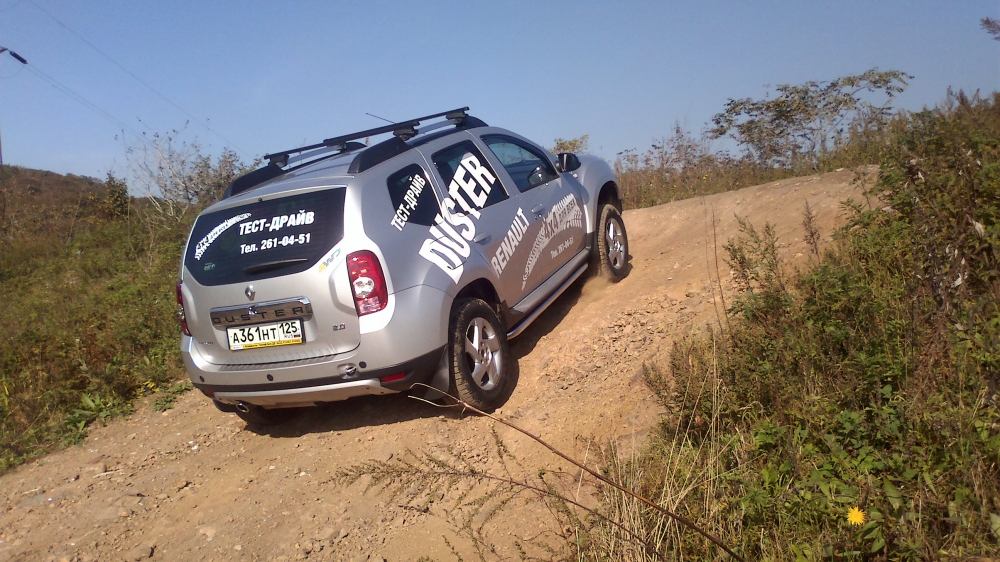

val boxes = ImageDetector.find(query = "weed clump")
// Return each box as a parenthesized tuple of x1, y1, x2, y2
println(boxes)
(597, 92, 1000, 560)
(0, 135, 244, 473)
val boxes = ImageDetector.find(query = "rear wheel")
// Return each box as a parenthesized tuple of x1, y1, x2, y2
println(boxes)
(595, 204, 629, 281)
(448, 298, 511, 410)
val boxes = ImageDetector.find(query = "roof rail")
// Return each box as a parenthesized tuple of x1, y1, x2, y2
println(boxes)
(347, 111, 488, 174)
(224, 107, 483, 199)
(264, 107, 471, 167)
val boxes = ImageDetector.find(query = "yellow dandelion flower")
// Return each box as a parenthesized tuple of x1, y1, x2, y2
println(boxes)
(847, 506, 865, 526)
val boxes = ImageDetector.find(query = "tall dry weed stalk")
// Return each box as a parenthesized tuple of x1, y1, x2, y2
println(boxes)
(336, 387, 744, 561)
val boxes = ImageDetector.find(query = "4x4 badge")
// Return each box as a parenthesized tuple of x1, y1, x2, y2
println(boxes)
(245, 285, 256, 301)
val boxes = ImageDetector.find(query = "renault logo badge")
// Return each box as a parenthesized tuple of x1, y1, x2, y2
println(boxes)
(245, 284, 256, 301)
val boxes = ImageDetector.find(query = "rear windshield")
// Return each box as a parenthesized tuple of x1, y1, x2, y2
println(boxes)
(184, 188, 345, 286)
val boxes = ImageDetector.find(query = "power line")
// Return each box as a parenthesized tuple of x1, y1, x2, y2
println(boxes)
(26, 0, 252, 158)
(0, 46, 155, 150)
(0, 0, 25, 13)
(23, 64, 150, 144)
(0, 63, 25, 79)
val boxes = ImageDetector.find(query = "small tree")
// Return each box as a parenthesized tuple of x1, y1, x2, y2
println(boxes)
(982, 17, 1000, 41)
(551, 134, 589, 154)
(710, 68, 911, 168)
(126, 126, 252, 220)
(103, 172, 130, 219)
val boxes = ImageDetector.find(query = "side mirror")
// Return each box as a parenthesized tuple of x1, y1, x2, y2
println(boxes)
(556, 152, 581, 173)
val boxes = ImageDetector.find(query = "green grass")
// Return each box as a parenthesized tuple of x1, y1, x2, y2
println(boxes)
(587, 91, 1000, 560)
(0, 169, 192, 472)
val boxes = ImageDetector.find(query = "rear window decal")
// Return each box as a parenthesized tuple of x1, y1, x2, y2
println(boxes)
(184, 189, 345, 287)
(387, 164, 438, 230)
(522, 194, 583, 289)
(194, 213, 251, 260)
(389, 172, 428, 231)
(264, 210, 315, 232)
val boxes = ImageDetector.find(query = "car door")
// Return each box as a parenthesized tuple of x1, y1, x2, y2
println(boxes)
(414, 133, 534, 308)
(476, 133, 587, 294)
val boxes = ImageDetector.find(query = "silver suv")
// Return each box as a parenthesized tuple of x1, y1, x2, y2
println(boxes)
(177, 108, 628, 425)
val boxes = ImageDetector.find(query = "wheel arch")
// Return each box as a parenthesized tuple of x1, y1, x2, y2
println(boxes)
(597, 181, 622, 213)
(454, 277, 504, 324)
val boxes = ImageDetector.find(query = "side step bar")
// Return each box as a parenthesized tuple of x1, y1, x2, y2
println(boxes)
(507, 261, 588, 340)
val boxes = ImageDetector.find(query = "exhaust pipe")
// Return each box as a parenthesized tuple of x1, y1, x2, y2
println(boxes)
(236, 401, 250, 413)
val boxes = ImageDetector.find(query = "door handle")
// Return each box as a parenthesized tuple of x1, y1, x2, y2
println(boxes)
(473, 233, 491, 244)
(531, 205, 545, 219)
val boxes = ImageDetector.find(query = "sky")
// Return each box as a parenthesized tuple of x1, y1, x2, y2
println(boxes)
(0, 0, 997, 181)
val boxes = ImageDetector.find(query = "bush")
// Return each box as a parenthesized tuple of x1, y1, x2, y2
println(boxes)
(710, 69, 911, 168)
(0, 138, 247, 473)
(614, 70, 912, 211)
(592, 91, 1000, 560)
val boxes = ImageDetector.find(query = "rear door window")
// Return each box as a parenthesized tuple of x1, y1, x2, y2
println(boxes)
(431, 140, 508, 210)
(184, 188, 345, 286)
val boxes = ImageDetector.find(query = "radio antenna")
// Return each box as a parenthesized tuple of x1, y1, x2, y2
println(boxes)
(365, 112, 393, 124)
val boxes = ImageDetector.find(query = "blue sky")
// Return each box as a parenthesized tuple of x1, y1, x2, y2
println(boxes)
(0, 0, 997, 179)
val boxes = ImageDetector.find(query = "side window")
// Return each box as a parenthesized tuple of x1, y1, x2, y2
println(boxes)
(482, 135, 558, 192)
(431, 141, 508, 212)
(387, 164, 436, 231)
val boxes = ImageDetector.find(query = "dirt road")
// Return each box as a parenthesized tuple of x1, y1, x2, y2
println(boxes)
(0, 169, 867, 561)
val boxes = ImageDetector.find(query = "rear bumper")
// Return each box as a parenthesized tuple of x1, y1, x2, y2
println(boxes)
(183, 283, 451, 408)
(214, 379, 395, 408)
(194, 345, 445, 408)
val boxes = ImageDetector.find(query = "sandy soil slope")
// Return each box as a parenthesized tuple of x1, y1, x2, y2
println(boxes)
(0, 169, 869, 561)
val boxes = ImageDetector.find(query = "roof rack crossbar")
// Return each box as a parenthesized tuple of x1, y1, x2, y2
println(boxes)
(264, 107, 469, 166)
(414, 120, 453, 136)
(281, 145, 341, 168)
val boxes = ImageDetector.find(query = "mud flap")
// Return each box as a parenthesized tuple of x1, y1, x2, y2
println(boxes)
(423, 348, 451, 401)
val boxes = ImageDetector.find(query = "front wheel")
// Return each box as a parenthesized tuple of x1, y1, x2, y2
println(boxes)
(595, 204, 629, 281)
(448, 298, 511, 410)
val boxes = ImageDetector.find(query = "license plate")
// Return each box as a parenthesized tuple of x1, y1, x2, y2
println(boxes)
(227, 319, 304, 351)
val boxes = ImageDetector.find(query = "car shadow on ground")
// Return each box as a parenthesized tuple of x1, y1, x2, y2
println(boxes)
(245, 357, 522, 438)
(507, 253, 635, 360)
(508, 281, 584, 360)
(245, 258, 635, 439)
(244, 393, 444, 438)
(509, 254, 633, 358)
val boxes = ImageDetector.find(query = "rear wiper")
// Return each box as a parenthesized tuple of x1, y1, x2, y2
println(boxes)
(243, 258, 310, 275)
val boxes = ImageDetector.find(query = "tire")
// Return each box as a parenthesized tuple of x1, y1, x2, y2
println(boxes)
(448, 298, 511, 410)
(234, 403, 297, 427)
(595, 204, 629, 281)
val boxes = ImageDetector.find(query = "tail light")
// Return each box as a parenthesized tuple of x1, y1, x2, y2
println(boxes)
(347, 250, 388, 316)
(176, 281, 192, 336)
(379, 372, 406, 384)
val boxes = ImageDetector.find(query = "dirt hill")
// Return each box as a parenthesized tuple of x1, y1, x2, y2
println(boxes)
(0, 169, 868, 562)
